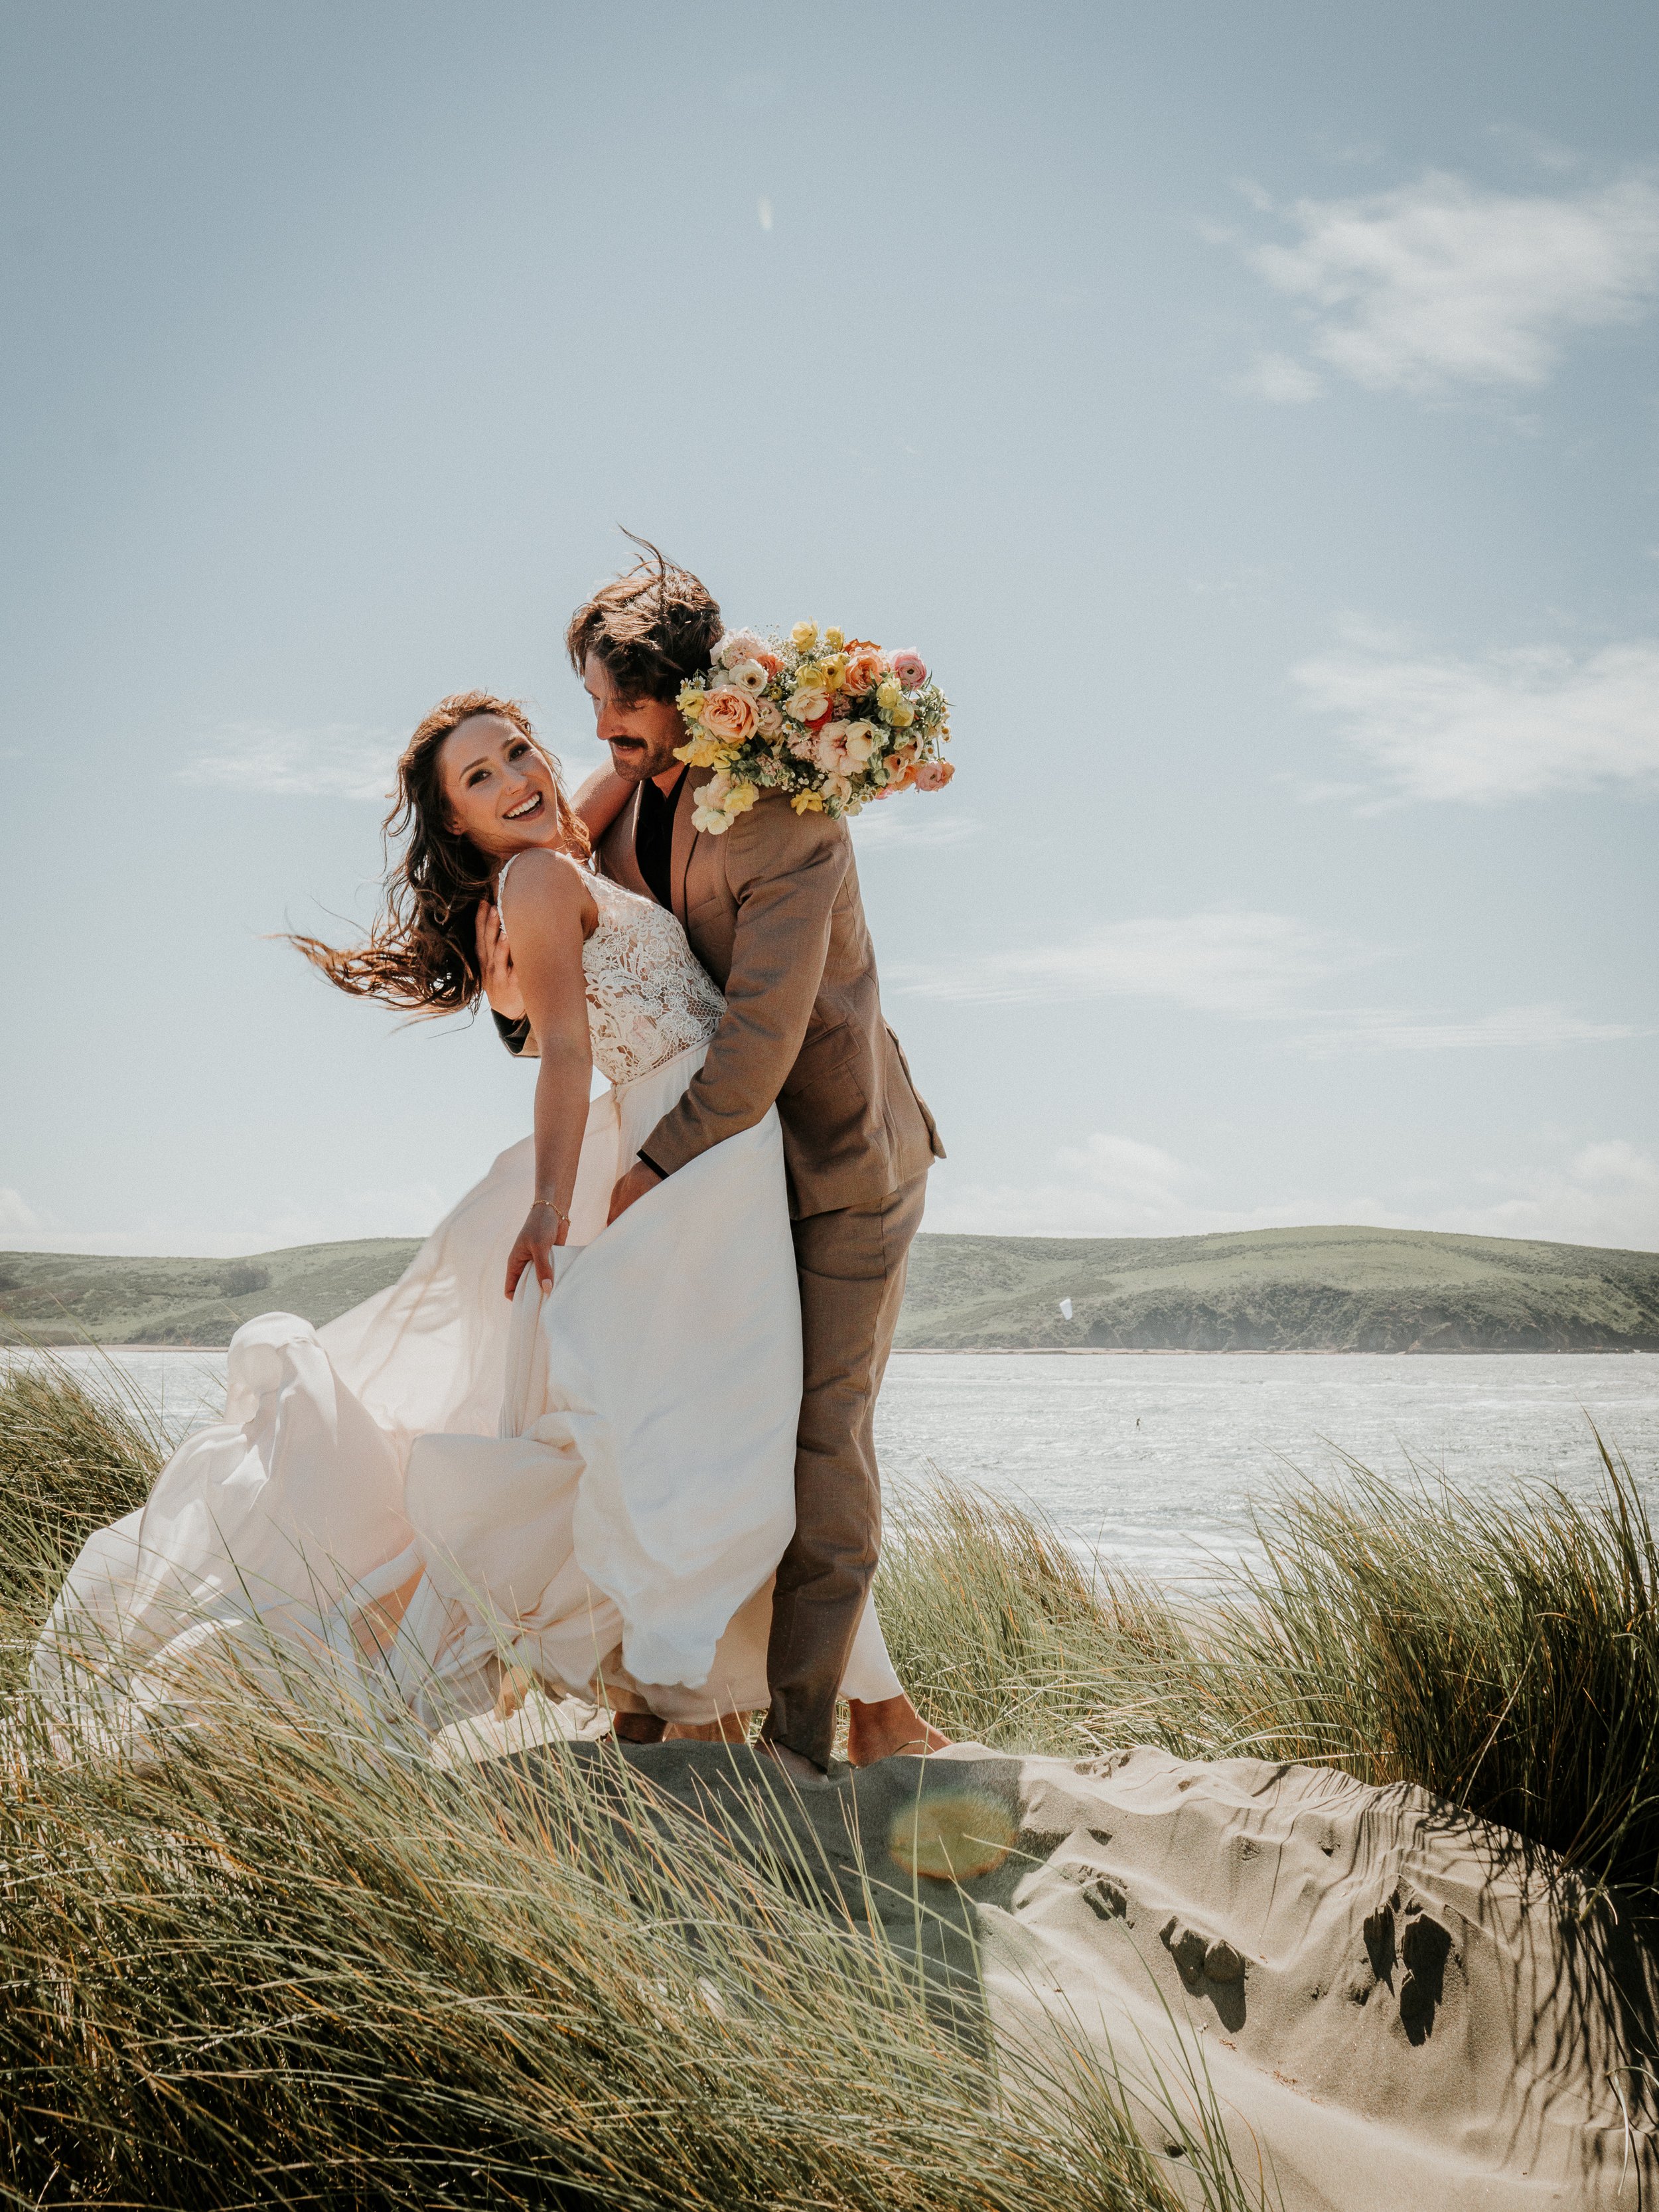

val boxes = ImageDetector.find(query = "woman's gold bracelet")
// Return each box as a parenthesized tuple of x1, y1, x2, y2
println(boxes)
(530, 1199, 571, 1225)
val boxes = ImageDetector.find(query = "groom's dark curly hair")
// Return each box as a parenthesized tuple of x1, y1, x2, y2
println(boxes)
(565, 535, 722, 702)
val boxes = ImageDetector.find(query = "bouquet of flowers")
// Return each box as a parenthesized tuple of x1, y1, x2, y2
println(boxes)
(673, 621, 952, 834)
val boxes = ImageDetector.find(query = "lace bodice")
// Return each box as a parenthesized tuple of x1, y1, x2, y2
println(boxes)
(497, 859, 724, 1086)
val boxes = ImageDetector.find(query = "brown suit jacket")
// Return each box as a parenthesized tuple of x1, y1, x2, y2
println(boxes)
(597, 777, 943, 1220)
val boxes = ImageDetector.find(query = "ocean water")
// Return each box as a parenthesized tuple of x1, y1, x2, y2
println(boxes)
(11, 1346, 1659, 1593)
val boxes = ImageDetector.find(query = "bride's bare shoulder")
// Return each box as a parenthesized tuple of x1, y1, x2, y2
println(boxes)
(500, 849, 599, 931)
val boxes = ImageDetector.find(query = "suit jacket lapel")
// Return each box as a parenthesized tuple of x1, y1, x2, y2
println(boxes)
(670, 770, 696, 925)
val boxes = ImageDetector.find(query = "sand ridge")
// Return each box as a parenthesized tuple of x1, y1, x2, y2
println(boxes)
(486, 1723, 1659, 2212)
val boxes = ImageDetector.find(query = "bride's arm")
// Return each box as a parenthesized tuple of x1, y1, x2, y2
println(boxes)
(497, 854, 596, 1297)
(570, 763, 636, 845)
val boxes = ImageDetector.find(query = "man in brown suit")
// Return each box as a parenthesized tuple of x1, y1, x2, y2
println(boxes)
(482, 553, 945, 1774)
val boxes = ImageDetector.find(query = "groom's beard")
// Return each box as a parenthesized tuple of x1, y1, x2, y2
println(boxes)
(607, 735, 682, 783)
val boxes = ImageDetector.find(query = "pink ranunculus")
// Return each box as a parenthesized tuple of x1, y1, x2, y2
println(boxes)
(700, 687, 758, 744)
(891, 649, 928, 690)
(912, 758, 954, 791)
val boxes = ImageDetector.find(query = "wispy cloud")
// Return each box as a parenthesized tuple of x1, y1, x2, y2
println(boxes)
(182, 723, 399, 801)
(1236, 350, 1324, 404)
(0, 1181, 450, 1258)
(897, 911, 1342, 1015)
(850, 807, 979, 853)
(1232, 170, 1659, 398)
(926, 1132, 1659, 1250)
(899, 910, 1642, 1059)
(1305, 1004, 1647, 1055)
(1294, 631, 1659, 802)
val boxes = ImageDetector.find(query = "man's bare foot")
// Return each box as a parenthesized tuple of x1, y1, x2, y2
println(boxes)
(847, 1693, 951, 1767)
(664, 1710, 751, 1743)
(613, 1712, 666, 1743)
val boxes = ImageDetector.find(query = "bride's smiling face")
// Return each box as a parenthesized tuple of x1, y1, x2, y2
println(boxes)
(438, 714, 565, 856)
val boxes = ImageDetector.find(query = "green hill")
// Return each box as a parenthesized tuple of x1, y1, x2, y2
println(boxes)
(0, 1240, 422, 1347)
(896, 1224, 1659, 1353)
(2, 1224, 1656, 1353)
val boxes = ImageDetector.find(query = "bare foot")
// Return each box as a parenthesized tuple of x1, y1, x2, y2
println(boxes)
(612, 1712, 666, 1744)
(663, 1710, 751, 1743)
(847, 1693, 951, 1767)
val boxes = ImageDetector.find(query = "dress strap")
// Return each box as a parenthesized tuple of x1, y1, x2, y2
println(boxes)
(493, 854, 518, 942)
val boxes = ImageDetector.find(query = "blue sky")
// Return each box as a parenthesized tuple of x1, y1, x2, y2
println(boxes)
(3, 0, 1656, 1256)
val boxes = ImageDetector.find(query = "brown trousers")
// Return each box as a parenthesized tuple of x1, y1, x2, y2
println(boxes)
(760, 1169, 930, 1769)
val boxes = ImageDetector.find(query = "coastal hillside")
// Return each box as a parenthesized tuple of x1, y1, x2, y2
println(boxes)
(0, 1240, 421, 1347)
(3, 1223, 1657, 1351)
(897, 1224, 1659, 1353)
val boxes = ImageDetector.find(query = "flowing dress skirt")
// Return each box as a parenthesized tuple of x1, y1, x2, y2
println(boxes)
(32, 1042, 903, 1737)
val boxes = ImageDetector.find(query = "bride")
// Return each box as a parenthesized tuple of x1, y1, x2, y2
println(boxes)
(33, 691, 941, 1762)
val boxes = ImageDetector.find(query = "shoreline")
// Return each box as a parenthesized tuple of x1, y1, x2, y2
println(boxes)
(7, 1343, 1656, 1361)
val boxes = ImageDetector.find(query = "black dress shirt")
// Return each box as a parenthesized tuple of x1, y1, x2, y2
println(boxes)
(634, 767, 688, 913)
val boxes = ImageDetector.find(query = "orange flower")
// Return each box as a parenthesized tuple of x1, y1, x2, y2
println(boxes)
(700, 687, 757, 744)
(841, 646, 888, 696)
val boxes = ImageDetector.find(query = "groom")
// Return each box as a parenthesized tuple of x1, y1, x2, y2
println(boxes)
(483, 552, 944, 1774)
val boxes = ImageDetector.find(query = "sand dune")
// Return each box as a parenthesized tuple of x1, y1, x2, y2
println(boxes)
(480, 1723, 1658, 2211)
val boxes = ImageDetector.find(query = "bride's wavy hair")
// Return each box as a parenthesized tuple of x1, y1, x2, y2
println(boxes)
(289, 691, 589, 1013)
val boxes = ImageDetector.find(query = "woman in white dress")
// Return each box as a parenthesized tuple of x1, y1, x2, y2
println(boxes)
(33, 692, 942, 1761)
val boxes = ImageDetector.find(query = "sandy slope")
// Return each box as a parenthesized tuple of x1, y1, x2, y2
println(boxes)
(478, 1721, 1659, 2211)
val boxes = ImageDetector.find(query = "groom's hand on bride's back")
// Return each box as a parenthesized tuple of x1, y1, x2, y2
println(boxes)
(608, 1159, 664, 1222)
(476, 900, 527, 1025)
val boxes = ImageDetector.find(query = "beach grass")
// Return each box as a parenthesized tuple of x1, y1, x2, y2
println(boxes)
(5, 1353, 1658, 2205)
(879, 1443, 1659, 1907)
(0, 1359, 1251, 2212)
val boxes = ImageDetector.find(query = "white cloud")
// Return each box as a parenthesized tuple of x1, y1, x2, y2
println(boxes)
(927, 1133, 1659, 1251)
(1304, 1003, 1646, 1055)
(1294, 633, 1659, 802)
(1425, 1140, 1659, 1251)
(1238, 171, 1659, 396)
(897, 911, 1342, 1015)
(182, 723, 400, 801)
(1237, 350, 1325, 404)
(0, 1182, 450, 1258)
(850, 806, 979, 853)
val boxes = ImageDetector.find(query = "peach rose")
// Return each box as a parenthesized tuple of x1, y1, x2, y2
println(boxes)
(841, 647, 887, 696)
(913, 759, 954, 791)
(891, 649, 928, 690)
(700, 687, 757, 744)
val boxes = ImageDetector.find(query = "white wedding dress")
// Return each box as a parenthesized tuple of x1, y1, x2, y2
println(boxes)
(32, 867, 903, 1741)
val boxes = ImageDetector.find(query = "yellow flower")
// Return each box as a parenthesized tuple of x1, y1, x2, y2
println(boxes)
(875, 676, 902, 711)
(674, 735, 727, 770)
(790, 788, 826, 814)
(822, 625, 845, 651)
(724, 781, 760, 817)
(822, 652, 849, 691)
(791, 620, 819, 652)
(889, 700, 915, 728)
(677, 684, 706, 719)
(794, 660, 824, 688)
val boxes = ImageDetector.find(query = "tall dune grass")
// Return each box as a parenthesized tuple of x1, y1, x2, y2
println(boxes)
(0, 1361, 1253, 2211)
(7, 1352, 1659, 2207)
(879, 1445, 1659, 1908)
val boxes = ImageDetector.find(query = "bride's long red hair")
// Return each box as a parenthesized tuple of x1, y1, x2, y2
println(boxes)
(290, 691, 589, 1012)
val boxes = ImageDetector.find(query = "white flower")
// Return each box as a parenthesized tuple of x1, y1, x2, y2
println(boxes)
(753, 696, 784, 735)
(693, 804, 733, 835)
(785, 686, 830, 723)
(729, 658, 769, 695)
(823, 771, 853, 803)
(719, 627, 766, 669)
(843, 719, 878, 765)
